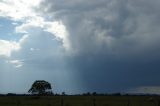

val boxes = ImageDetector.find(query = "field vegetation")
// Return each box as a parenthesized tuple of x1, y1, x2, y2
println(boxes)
(0, 94, 160, 106)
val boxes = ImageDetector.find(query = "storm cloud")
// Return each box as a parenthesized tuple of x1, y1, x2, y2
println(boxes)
(0, 0, 160, 94)
(36, 0, 160, 92)
(39, 0, 160, 59)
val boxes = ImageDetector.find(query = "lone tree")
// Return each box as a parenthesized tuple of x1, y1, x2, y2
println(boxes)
(28, 80, 52, 95)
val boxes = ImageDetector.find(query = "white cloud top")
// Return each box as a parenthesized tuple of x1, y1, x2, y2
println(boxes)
(0, 40, 20, 57)
(6, 59, 23, 68)
(0, 0, 69, 57)
(0, 0, 42, 20)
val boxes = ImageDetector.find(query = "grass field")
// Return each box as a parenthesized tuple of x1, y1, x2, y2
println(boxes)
(0, 95, 160, 106)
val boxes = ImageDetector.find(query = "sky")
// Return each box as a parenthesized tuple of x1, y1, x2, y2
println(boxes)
(0, 0, 160, 94)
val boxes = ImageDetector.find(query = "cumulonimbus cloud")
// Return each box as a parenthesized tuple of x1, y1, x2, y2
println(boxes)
(0, 0, 160, 94)
(39, 0, 160, 60)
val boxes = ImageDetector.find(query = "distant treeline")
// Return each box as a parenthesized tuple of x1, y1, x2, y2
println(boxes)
(0, 92, 159, 96)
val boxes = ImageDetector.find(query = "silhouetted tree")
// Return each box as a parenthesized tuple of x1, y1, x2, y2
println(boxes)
(62, 92, 66, 96)
(92, 92, 97, 96)
(82, 92, 91, 96)
(28, 80, 52, 95)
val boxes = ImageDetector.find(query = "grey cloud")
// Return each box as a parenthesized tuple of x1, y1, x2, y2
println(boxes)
(0, 26, 84, 93)
(1, 0, 160, 94)
(36, 0, 160, 93)
(12, 28, 65, 70)
(39, 0, 160, 60)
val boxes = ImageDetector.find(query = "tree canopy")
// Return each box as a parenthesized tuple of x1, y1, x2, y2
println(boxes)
(28, 80, 52, 95)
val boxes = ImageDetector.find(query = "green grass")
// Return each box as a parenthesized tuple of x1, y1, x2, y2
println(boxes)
(0, 95, 160, 106)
